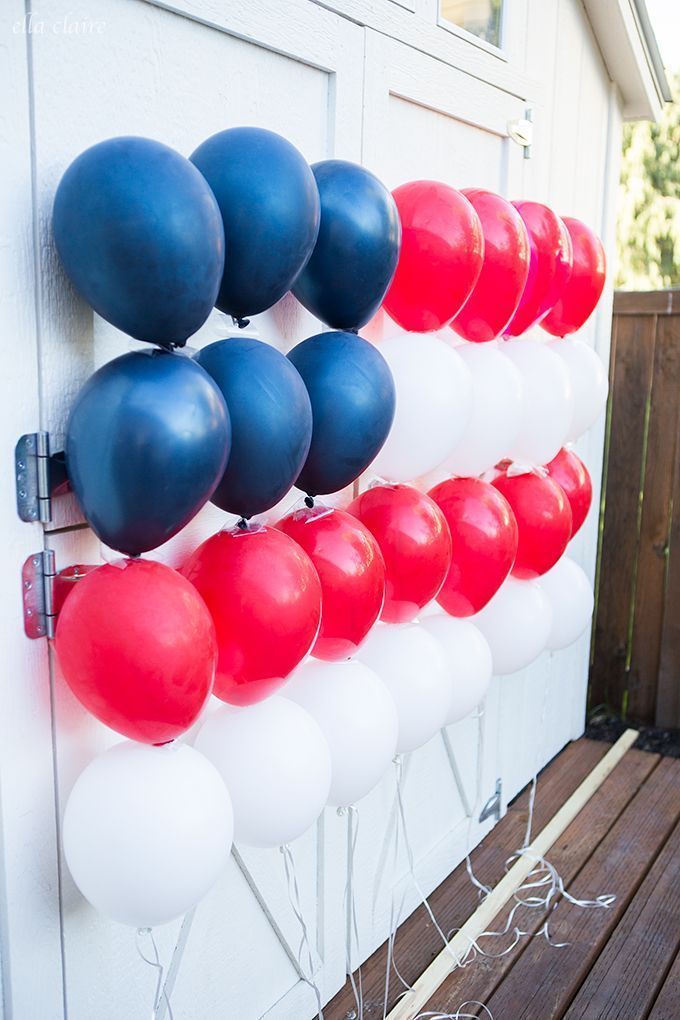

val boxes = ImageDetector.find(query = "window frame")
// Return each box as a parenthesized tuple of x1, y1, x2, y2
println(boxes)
(437, 0, 509, 60)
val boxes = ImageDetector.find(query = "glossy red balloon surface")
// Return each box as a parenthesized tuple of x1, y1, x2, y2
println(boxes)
(541, 218, 606, 337)
(182, 524, 322, 705)
(348, 483, 452, 623)
(428, 477, 518, 617)
(546, 447, 593, 537)
(451, 190, 530, 343)
(277, 505, 385, 660)
(382, 180, 484, 333)
(492, 470, 572, 579)
(505, 202, 573, 336)
(54, 558, 216, 744)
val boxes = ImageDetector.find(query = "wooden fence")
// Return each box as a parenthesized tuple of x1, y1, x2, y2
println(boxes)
(590, 290, 680, 727)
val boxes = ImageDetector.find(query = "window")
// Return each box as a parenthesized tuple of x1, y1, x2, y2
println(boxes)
(440, 1, 504, 48)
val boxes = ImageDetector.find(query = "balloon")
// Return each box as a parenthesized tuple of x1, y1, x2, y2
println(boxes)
(194, 338, 312, 518)
(285, 660, 398, 806)
(196, 697, 331, 847)
(542, 218, 606, 337)
(191, 127, 320, 321)
(182, 524, 322, 705)
(451, 190, 530, 343)
(370, 333, 472, 482)
(545, 448, 593, 538)
(383, 181, 484, 332)
(537, 556, 594, 650)
(293, 160, 401, 330)
(54, 559, 216, 744)
(65, 350, 230, 556)
(419, 614, 493, 723)
(492, 469, 572, 579)
(550, 339, 609, 440)
(503, 339, 573, 465)
(473, 577, 552, 675)
(288, 331, 395, 495)
(348, 484, 452, 623)
(356, 623, 450, 752)
(277, 505, 385, 660)
(505, 202, 573, 336)
(442, 341, 524, 477)
(63, 741, 233, 927)
(53, 137, 225, 347)
(428, 477, 518, 616)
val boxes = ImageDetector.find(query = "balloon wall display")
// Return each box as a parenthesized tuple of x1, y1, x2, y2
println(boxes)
(288, 331, 396, 495)
(505, 202, 573, 336)
(370, 333, 472, 482)
(419, 614, 493, 724)
(55, 559, 217, 744)
(473, 577, 553, 675)
(383, 181, 484, 332)
(551, 339, 609, 441)
(285, 659, 398, 806)
(191, 127, 320, 322)
(53, 137, 225, 347)
(65, 350, 230, 556)
(451, 190, 530, 343)
(63, 741, 233, 927)
(182, 525, 322, 705)
(194, 338, 312, 518)
(277, 505, 385, 660)
(348, 484, 452, 623)
(429, 477, 518, 617)
(196, 698, 331, 848)
(537, 556, 595, 650)
(293, 160, 401, 330)
(492, 469, 572, 579)
(541, 218, 606, 337)
(545, 448, 593, 537)
(356, 623, 451, 753)
(503, 340, 573, 466)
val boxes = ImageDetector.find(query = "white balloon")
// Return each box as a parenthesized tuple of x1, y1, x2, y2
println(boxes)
(419, 614, 493, 723)
(196, 697, 331, 848)
(537, 556, 595, 650)
(473, 576, 552, 675)
(356, 623, 450, 752)
(551, 339, 608, 441)
(370, 333, 472, 482)
(284, 659, 398, 806)
(444, 341, 524, 477)
(504, 339, 573, 465)
(63, 741, 233, 928)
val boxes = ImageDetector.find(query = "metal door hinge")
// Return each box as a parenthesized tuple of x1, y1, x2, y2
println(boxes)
(479, 779, 502, 824)
(15, 432, 69, 524)
(22, 552, 90, 639)
(508, 108, 533, 159)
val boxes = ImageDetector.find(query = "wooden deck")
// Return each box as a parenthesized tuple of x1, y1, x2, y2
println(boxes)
(326, 738, 680, 1019)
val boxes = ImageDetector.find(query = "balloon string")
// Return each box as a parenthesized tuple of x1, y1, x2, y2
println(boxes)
(414, 1004, 494, 1020)
(340, 806, 364, 1019)
(135, 927, 174, 1020)
(280, 844, 324, 1019)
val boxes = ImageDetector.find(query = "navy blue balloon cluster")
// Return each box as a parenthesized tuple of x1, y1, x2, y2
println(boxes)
(53, 130, 399, 555)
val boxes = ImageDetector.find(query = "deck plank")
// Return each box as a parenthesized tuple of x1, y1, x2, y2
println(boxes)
(648, 950, 680, 1019)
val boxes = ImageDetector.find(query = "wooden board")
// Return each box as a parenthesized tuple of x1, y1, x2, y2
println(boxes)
(648, 950, 680, 1019)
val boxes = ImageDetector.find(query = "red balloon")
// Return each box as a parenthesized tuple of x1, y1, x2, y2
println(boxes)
(541, 218, 606, 337)
(451, 190, 530, 343)
(428, 477, 518, 617)
(277, 505, 385, 660)
(182, 524, 321, 705)
(54, 558, 216, 744)
(382, 180, 484, 333)
(546, 448, 593, 537)
(492, 469, 572, 579)
(505, 202, 573, 336)
(348, 483, 452, 623)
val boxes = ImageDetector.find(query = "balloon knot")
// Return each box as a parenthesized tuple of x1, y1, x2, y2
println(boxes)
(347, 327, 359, 335)
(232, 315, 251, 330)
(304, 495, 315, 509)
(236, 517, 250, 531)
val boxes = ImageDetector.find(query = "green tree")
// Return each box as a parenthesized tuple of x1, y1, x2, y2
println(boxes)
(616, 72, 680, 289)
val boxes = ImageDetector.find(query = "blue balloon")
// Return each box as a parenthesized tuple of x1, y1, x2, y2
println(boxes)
(195, 337, 312, 518)
(66, 351, 231, 555)
(53, 137, 225, 348)
(288, 331, 395, 496)
(191, 128, 320, 322)
(293, 160, 401, 330)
